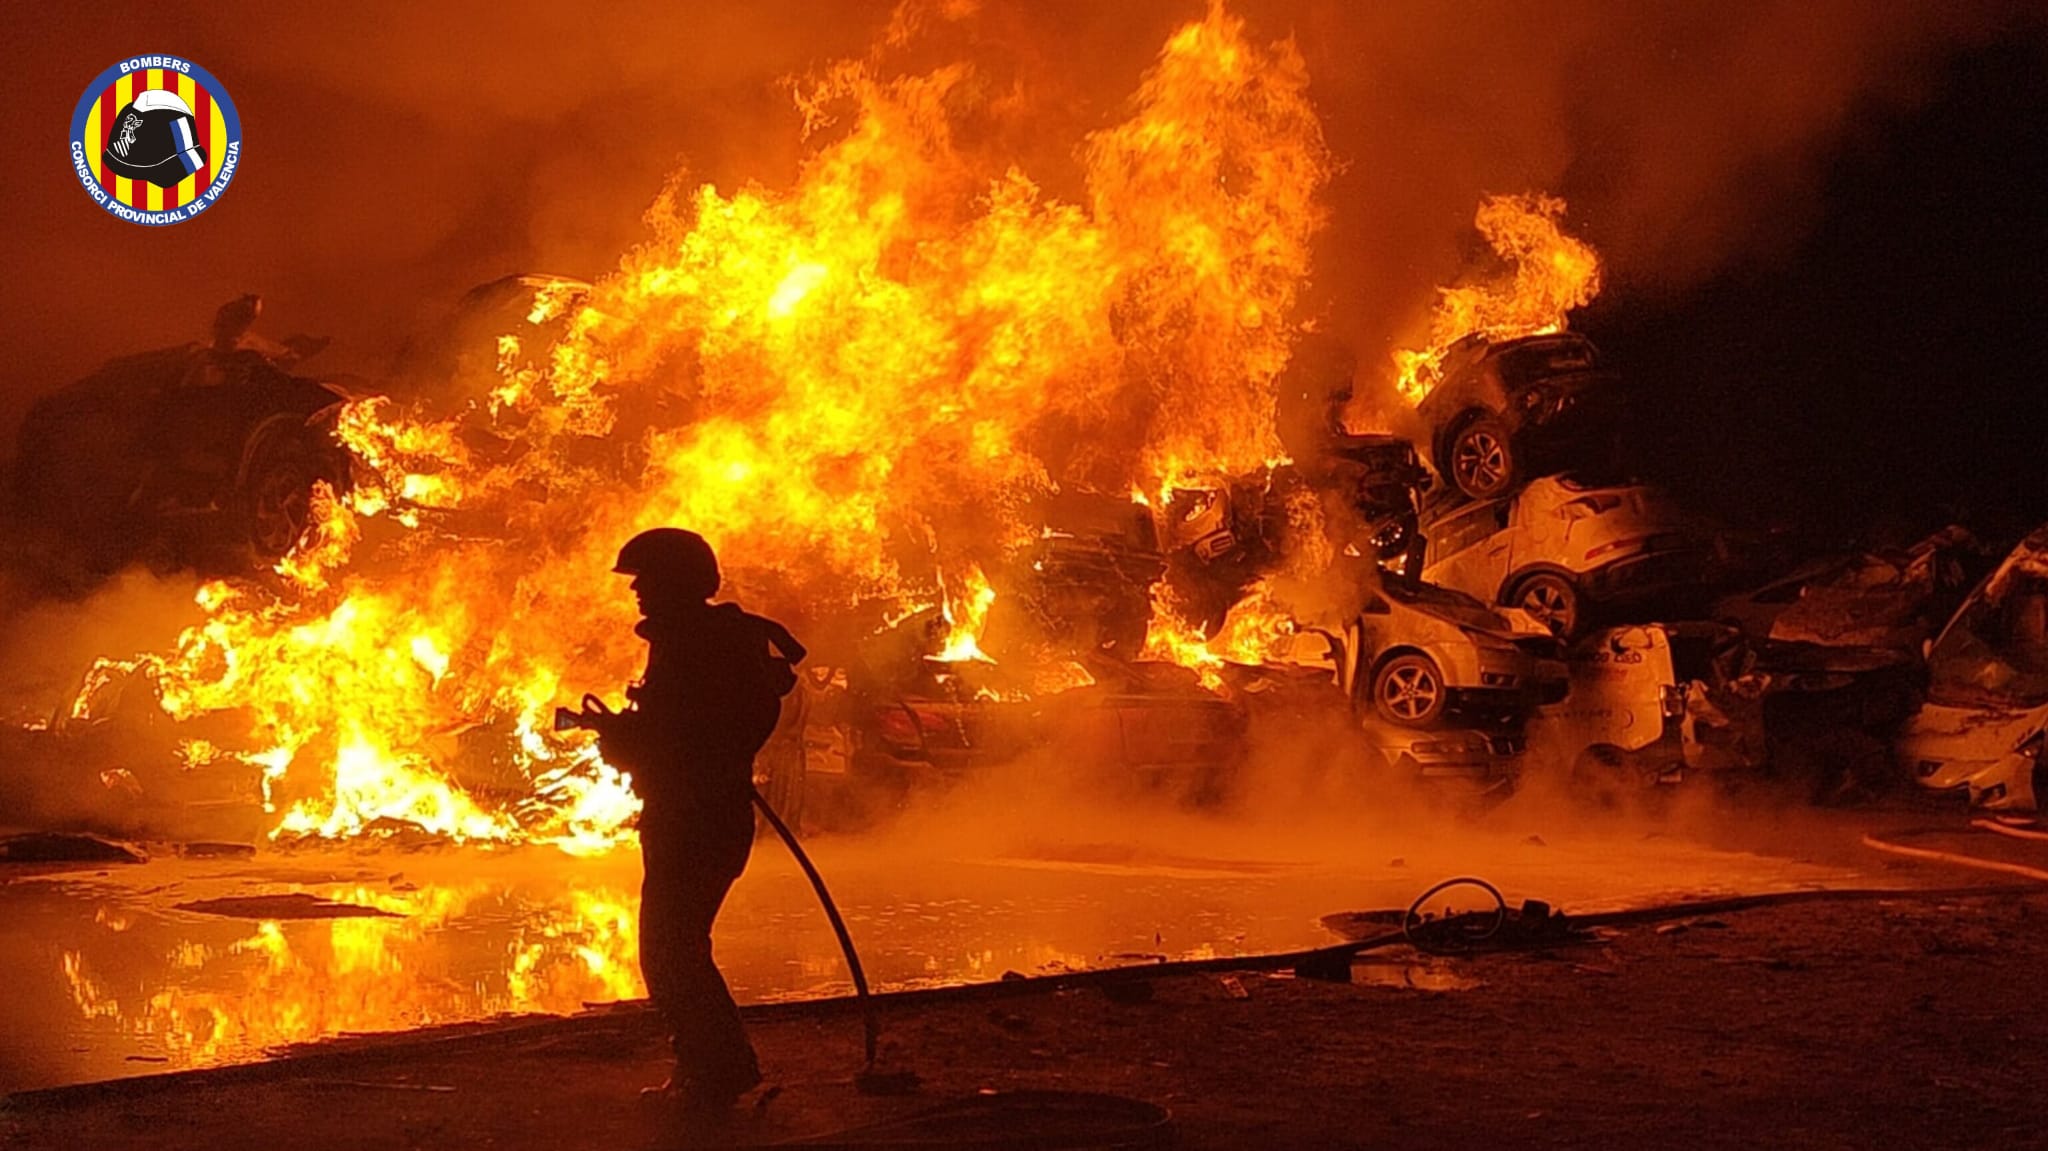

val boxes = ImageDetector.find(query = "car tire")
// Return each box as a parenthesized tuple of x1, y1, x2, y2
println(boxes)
(1371, 653, 1447, 729)
(236, 417, 326, 560)
(1448, 415, 1516, 500)
(1510, 571, 1582, 639)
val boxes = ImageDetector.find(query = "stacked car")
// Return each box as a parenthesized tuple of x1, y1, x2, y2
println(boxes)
(1898, 527, 2048, 812)
(1340, 330, 1934, 805)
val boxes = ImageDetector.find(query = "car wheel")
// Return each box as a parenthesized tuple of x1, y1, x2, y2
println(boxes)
(1449, 416, 1516, 500)
(1511, 572, 1581, 638)
(1372, 653, 1446, 728)
(237, 420, 325, 560)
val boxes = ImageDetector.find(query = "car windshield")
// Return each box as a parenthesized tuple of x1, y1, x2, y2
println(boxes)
(1385, 578, 1506, 631)
(1927, 570, 2048, 708)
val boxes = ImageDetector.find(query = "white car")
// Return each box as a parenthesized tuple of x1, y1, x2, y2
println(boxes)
(1254, 631, 1525, 793)
(1419, 474, 1696, 639)
(1334, 578, 1566, 730)
(1530, 623, 1769, 799)
(1899, 526, 2048, 811)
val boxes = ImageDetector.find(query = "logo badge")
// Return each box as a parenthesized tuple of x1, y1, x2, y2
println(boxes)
(70, 55, 241, 226)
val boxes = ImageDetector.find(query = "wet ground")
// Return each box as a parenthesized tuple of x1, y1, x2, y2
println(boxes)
(0, 787, 1934, 1094)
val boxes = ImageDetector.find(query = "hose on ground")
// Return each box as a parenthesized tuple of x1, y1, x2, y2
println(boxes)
(751, 786, 880, 1070)
(1402, 875, 1508, 953)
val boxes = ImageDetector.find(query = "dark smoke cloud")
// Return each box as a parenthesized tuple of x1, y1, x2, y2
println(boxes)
(0, 0, 2033, 445)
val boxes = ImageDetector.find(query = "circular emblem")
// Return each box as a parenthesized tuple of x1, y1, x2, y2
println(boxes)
(69, 55, 242, 226)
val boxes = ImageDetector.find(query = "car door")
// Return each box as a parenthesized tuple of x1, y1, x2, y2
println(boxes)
(1422, 499, 1514, 603)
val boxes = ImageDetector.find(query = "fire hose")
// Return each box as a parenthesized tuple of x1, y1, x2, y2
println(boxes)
(749, 784, 889, 1082)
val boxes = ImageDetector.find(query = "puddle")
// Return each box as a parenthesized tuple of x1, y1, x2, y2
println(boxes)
(1351, 959, 1483, 992)
(0, 820, 1872, 1092)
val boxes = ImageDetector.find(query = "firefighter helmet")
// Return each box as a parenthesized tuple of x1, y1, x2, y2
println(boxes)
(613, 527, 720, 599)
(103, 89, 208, 189)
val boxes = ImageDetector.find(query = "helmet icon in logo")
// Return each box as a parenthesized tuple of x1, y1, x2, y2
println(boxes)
(102, 89, 206, 189)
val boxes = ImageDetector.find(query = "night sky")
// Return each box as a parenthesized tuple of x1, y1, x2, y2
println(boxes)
(1586, 33, 2048, 543)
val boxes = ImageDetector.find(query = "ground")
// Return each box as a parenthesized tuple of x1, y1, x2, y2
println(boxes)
(6, 834, 2048, 1150)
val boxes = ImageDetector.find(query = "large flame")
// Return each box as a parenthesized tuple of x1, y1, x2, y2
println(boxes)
(75, 4, 1332, 851)
(1392, 192, 1602, 405)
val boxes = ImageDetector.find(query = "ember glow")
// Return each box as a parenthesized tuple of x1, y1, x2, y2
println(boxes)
(1392, 192, 1603, 405)
(72, 4, 1339, 851)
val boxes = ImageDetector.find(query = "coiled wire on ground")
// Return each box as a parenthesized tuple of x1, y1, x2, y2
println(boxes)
(1402, 875, 1508, 952)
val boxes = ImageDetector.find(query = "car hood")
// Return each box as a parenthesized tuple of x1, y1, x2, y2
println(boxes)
(1896, 699, 2048, 766)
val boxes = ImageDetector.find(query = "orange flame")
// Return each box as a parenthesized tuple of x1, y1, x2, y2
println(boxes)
(1393, 192, 1602, 405)
(74, 4, 1331, 851)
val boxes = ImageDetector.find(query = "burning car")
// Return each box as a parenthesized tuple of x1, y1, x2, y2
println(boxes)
(14, 298, 352, 578)
(1899, 526, 2048, 811)
(1014, 489, 1168, 659)
(1160, 439, 1433, 634)
(389, 272, 594, 402)
(1334, 577, 1565, 729)
(1418, 474, 1697, 639)
(1417, 332, 1620, 502)
(815, 659, 1244, 821)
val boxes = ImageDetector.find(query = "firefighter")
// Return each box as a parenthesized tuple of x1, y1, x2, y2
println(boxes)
(602, 527, 804, 1110)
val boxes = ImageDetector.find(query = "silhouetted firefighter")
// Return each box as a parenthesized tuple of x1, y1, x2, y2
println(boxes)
(566, 528, 804, 1109)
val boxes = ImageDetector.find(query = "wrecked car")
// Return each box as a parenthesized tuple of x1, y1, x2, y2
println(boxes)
(1899, 526, 2048, 811)
(1530, 623, 1764, 797)
(1161, 438, 1434, 632)
(1335, 577, 1565, 729)
(1318, 433, 1434, 571)
(388, 272, 594, 410)
(1004, 489, 1166, 659)
(1224, 641, 1524, 798)
(811, 658, 1244, 822)
(1418, 474, 1698, 639)
(1535, 622, 1918, 804)
(14, 299, 353, 578)
(1712, 525, 1985, 655)
(1417, 332, 1620, 502)
(1158, 474, 1295, 638)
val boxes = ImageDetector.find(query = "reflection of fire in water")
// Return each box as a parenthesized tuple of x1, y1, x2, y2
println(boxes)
(59, 883, 643, 1068)
(67, 3, 1333, 852)
(1392, 192, 1602, 405)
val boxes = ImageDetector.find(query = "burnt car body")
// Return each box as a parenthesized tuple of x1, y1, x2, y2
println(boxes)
(389, 272, 593, 404)
(15, 343, 352, 576)
(1712, 525, 1985, 656)
(1161, 438, 1433, 633)
(1899, 527, 2048, 811)
(1531, 622, 1916, 802)
(1417, 332, 1621, 503)
(1010, 489, 1167, 659)
(807, 660, 1244, 822)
